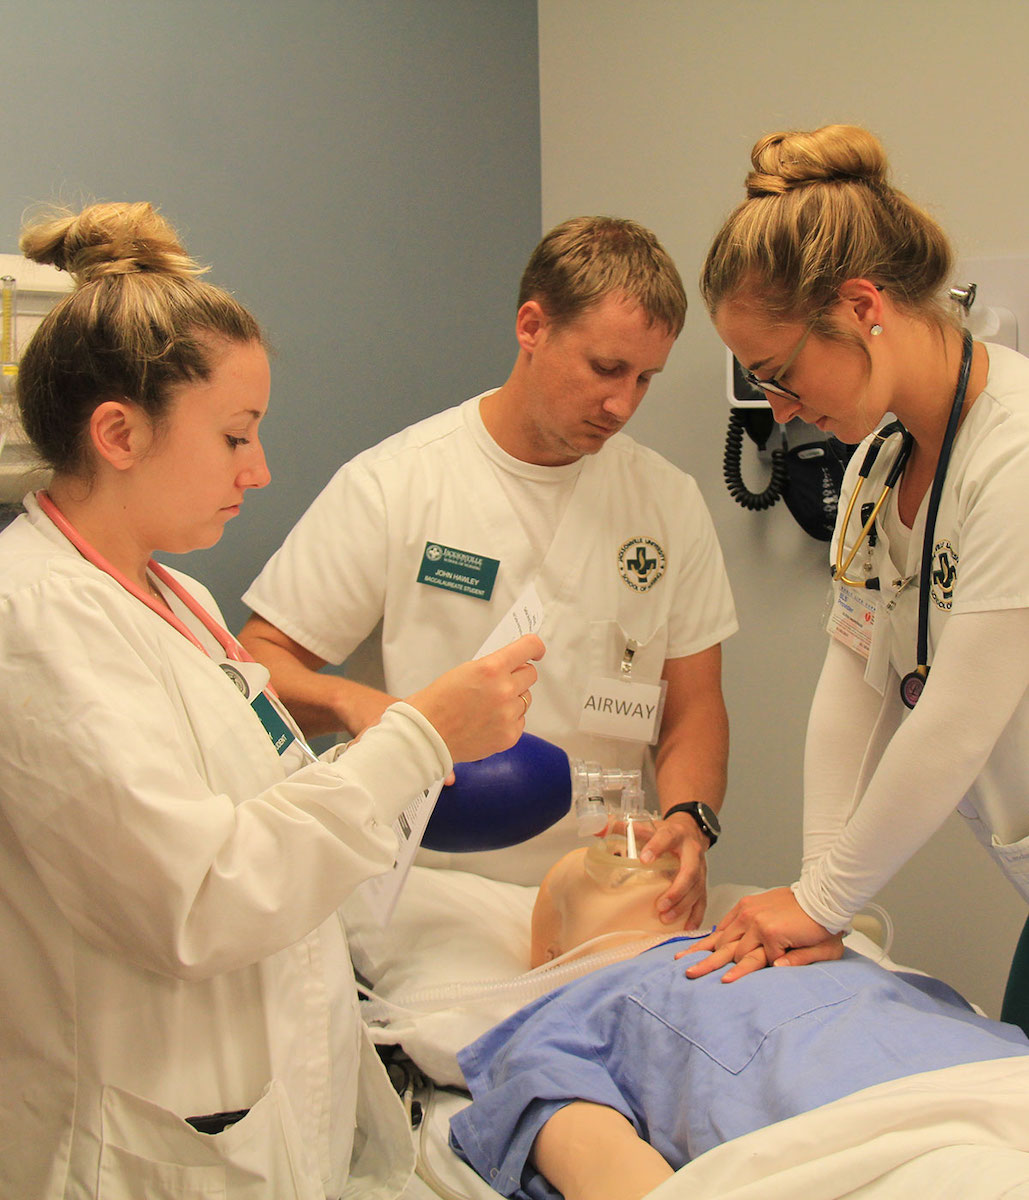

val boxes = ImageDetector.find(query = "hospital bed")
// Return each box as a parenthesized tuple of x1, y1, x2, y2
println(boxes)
(343, 868, 1029, 1200)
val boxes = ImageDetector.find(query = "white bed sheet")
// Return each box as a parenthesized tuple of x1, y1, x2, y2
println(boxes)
(402, 1060, 1029, 1200)
(344, 868, 1029, 1199)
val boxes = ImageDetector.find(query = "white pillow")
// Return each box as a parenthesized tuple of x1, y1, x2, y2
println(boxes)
(346, 865, 535, 989)
(343, 866, 537, 1085)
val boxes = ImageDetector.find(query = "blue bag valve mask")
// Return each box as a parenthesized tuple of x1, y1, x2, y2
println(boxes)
(421, 732, 642, 853)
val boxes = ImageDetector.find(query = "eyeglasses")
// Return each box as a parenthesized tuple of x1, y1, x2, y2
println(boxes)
(741, 320, 815, 402)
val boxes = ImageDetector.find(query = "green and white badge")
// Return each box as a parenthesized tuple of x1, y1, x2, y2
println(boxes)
(219, 658, 315, 762)
(417, 541, 499, 601)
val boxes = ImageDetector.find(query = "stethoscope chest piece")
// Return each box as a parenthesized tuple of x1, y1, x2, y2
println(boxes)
(219, 662, 251, 697)
(900, 669, 927, 710)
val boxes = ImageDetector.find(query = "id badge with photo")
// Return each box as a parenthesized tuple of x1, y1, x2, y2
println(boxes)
(826, 584, 876, 661)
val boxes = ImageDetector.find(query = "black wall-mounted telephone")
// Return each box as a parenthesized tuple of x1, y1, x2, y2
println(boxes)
(723, 352, 856, 542)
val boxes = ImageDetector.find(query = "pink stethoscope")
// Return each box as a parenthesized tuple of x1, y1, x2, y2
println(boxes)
(36, 490, 317, 761)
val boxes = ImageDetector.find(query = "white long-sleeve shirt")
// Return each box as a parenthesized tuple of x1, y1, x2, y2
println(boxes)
(794, 343, 1029, 932)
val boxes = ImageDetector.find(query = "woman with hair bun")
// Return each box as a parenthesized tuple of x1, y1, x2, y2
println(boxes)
(686, 125, 1029, 988)
(0, 201, 542, 1198)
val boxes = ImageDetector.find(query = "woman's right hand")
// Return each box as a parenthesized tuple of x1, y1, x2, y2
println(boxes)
(677, 886, 841, 982)
(407, 633, 545, 764)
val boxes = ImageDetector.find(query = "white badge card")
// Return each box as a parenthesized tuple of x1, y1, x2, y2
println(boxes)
(474, 582, 545, 658)
(355, 780, 444, 927)
(579, 676, 667, 745)
(826, 584, 876, 661)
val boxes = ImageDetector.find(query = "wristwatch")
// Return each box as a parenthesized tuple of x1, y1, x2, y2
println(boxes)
(663, 801, 720, 848)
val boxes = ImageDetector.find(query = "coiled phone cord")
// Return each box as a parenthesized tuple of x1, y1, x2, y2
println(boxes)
(723, 409, 789, 511)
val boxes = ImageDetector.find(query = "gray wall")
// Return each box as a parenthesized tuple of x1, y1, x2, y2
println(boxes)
(0, 0, 541, 631)
(538, 0, 1029, 1016)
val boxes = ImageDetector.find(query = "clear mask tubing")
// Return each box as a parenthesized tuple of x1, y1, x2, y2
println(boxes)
(358, 929, 685, 1019)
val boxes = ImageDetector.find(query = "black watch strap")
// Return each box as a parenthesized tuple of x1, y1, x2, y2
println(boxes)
(663, 801, 720, 847)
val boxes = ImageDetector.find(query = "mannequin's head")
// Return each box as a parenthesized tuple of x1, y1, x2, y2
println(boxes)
(530, 839, 687, 968)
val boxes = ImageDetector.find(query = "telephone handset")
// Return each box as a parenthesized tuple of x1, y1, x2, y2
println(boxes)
(723, 351, 856, 542)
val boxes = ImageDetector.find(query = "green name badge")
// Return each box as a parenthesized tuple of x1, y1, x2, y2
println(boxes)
(417, 541, 499, 601)
(250, 691, 296, 756)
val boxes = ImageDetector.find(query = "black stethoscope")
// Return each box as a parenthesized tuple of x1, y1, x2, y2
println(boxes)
(832, 329, 974, 709)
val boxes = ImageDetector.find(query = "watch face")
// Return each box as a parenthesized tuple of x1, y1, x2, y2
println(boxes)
(697, 803, 721, 835)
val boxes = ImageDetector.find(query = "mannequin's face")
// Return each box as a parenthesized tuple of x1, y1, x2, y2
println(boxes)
(530, 844, 683, 968)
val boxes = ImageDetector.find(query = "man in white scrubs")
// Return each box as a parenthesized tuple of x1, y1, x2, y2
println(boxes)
(241, 217, 737, 924)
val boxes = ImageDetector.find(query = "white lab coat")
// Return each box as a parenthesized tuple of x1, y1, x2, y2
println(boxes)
(245, 394, 737, 883)
(0, 495, 439, 1199)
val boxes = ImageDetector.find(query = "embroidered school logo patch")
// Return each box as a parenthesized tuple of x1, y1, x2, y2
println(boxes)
(618, 537, 666, 592)
(930, 539, 958, 610)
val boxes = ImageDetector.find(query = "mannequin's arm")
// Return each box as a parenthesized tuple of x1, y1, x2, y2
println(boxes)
(531, 1102, 674, 1200)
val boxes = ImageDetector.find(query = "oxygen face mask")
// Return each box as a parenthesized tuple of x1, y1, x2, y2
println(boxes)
(584, 833, 678, 890)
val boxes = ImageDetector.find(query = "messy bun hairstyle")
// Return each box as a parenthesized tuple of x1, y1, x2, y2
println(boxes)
(16, 201, 263, 476)
(700, 125, 955, 341)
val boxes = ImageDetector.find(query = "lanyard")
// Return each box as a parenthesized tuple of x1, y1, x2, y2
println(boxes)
(898, 329, 974, 709)
(36, 491, 317, 760)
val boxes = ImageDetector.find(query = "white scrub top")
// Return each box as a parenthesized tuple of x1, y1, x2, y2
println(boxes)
(245, 393, 737, 883)
(828, 342, 1029, 897)
(0, 495, 449, 1199)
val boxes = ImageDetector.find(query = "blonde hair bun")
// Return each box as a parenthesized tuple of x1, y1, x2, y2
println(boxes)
(19, 201, 206, 286)
(16, 198, 261, 476)
(746, 124, 889, 197)
(700, 123, 954, 332)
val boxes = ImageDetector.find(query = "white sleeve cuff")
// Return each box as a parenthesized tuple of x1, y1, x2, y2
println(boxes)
(324, 700, 453, 827)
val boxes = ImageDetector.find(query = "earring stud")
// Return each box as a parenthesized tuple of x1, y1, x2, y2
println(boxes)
(870, 324, 883, 337)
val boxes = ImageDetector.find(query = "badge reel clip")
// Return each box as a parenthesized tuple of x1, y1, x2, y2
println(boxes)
(579, 637, 667, 747)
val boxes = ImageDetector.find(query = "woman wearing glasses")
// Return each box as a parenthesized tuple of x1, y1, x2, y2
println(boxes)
(685, 124, 1029, 988)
